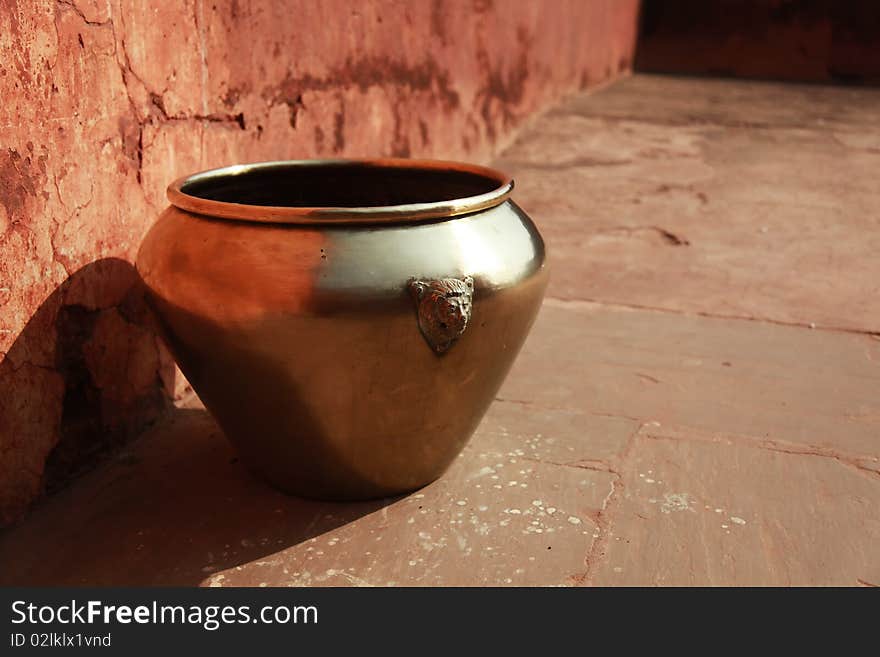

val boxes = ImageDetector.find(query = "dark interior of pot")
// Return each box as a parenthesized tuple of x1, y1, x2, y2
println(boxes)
(180, 162, 505, 208)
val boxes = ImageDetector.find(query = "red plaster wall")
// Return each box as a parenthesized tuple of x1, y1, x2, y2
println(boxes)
(0, 0, 639, 526)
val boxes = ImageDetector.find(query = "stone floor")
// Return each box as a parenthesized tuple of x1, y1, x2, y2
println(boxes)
(2, 74, 879, 586)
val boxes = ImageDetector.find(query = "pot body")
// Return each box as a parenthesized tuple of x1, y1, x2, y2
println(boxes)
(136, 199, 547, 500)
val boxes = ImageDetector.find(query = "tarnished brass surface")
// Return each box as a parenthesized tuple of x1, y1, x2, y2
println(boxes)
(137, 159, 548, 500)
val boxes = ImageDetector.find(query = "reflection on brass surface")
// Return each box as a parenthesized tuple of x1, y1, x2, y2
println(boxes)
(136, 159, 548, 501)
(409, 276, 474, 354)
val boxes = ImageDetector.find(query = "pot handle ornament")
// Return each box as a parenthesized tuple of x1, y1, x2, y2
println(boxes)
(408, 276, 474, 354)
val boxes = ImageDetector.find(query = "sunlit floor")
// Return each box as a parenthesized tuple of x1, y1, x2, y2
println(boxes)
(2, 74, 879, 586)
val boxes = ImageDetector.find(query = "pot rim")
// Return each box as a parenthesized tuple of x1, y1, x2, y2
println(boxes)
(166, 158, 514, 224)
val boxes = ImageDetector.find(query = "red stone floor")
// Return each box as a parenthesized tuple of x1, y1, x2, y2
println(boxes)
(2, 74, 879, 586)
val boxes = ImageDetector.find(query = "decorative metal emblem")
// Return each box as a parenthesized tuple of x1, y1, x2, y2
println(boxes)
(408, 276, 474, 354)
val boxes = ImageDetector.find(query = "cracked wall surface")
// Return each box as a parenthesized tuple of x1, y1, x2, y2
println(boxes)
(0, 0, 639, 525)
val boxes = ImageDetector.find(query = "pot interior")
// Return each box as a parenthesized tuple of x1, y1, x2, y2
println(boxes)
(180, 161, 504, 208)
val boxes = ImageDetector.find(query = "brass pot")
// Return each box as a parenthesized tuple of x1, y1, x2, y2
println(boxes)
(136, 159, 548, 500)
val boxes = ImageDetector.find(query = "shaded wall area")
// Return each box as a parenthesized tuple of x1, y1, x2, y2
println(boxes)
(0, 0, 639, 525)
(636, 0, 880, 85)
